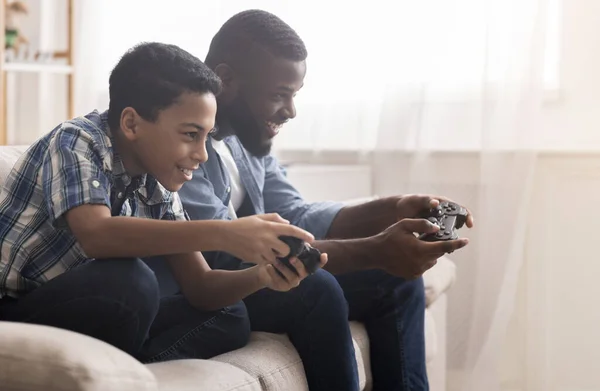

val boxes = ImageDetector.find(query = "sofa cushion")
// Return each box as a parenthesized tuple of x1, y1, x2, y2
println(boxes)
(422, 256, 457, 306)
(0, 321, 158, 391)
(0, 145, 29, 187)
(211, 321, 371, 391)
(147, 359, 261, 391)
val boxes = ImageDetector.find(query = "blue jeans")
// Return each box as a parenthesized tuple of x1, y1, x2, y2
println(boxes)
(0, 258, 250, 363)
(244, 268, 429, 391)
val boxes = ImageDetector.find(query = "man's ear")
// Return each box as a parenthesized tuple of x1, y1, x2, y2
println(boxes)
(214, 63, 239, 101)
(119, 107, 140, 141)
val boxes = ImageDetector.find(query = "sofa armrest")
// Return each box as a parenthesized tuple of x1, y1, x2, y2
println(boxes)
(422, 256, 457, 307)
(0, 321, 158, 391)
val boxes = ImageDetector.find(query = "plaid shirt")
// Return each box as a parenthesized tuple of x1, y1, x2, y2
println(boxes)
(0, 110, 187, 298)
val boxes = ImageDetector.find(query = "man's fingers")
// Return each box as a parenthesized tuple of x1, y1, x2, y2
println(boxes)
(403, 194, 439, 212)
(319, 253, 328, 268)
(398, 218, 440, 234)
(466, 214, 475, 228)
(428, 195, 474, 229)
(422, 259, 438, 272)
(425, 238, 469, 254)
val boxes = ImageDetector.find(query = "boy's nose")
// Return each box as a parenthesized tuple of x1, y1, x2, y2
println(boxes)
(193, 144, 208, 164)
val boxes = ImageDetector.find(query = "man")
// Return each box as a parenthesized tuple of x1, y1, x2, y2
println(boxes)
(177, 10, 474, 391)
(0, 42, 319, 363)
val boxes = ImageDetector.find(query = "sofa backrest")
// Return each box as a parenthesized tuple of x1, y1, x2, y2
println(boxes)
(0, 146, 29, 188)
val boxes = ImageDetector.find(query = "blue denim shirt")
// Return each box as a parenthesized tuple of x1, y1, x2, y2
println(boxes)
(178, 134, 344, 270)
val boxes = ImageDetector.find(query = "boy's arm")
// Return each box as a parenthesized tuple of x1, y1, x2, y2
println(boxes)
(165, 251, 328, 311)
(65, 204, 312, 262)
(46, 127, 311, 262)
(165, 252, 265, 310)
(64, 204, 232, 258)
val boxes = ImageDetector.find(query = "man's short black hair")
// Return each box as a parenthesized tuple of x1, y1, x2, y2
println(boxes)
(108, 42, 221, 131)
(205, 9, 307, 70)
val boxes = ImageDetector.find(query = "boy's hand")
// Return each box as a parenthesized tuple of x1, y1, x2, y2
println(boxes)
(258, 253, 328, 292)
(224, 214, 315, 265)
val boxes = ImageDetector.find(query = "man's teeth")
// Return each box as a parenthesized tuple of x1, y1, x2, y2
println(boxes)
(266, 121, 282, 132)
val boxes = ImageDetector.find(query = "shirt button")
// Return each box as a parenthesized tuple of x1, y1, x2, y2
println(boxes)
(226, 186, 231, 193)
(92, 180, 100, 188)
(117, 192, 124, 199)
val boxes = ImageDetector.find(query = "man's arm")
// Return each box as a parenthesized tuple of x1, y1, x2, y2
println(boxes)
(324, 197, 399, 240)
(262, 155, 345, 240)
(262, 155, 399, 273)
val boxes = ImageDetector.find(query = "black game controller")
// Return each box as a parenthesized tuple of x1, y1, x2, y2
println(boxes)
(419, 201, 468, 242)
(276, 236, 322, 275)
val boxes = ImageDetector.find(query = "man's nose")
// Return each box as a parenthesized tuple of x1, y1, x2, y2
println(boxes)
(283, 100, 297, 120)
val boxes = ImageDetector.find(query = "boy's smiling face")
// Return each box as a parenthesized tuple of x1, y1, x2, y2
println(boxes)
(119, 92, 217, 192)
(217, 57, 306, 157)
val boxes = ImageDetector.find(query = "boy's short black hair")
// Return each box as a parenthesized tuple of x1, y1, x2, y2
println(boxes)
(108, 42, 222, 131)
(205, 9, 307, 70)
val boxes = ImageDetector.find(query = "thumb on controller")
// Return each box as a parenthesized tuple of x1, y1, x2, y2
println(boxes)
(398, 218, 440, 234)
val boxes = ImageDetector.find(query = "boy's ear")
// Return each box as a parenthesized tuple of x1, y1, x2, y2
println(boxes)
(119, 107, 140, 141)
(214, 63, 239, 99)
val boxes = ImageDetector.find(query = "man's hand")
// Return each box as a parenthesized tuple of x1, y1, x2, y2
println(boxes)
(224, 214, 315, 265)
(395, 194, 475, 228)
(257, 253, 328, 292)
(372, 218, 469, 279)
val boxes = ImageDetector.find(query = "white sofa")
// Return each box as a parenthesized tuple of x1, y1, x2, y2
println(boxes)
(0, 145, 457, 391)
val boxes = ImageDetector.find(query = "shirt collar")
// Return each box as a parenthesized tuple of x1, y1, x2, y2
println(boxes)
(101, 111, 146, 192)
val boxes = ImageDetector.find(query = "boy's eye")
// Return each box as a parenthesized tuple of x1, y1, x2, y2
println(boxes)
(185, 132, 198, 140)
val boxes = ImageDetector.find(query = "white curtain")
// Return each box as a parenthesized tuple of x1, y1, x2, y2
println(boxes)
(75, 1, 555, 390)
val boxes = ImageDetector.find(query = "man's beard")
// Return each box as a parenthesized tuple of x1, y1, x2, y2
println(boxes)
(217, 95, 273, 157)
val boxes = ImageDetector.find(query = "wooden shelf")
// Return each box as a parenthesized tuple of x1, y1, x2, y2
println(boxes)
(1, 0, 75, 145)
(2, 62, 73, 74)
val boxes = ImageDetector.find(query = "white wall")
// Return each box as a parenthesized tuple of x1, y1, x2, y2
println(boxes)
(280, 2, 600, 389)
(540, 0, 600, 150)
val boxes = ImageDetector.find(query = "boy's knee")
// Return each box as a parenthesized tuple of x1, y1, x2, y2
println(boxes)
(98, 258, 160, 315)
(299, 269, 348, 314)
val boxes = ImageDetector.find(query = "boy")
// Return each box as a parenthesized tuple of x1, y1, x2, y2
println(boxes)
(174, 10, 474, 391)
(0, 42, 322, 363)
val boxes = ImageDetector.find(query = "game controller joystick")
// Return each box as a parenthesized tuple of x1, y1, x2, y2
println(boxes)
(277, 236, 322, 275)
(419, 201, 468, 242)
